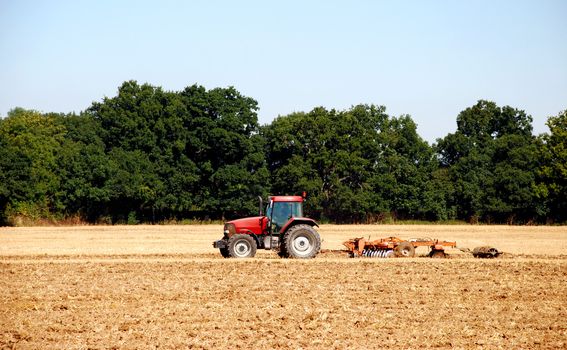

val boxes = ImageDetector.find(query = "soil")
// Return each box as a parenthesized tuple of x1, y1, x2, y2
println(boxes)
(1, 225, 566, 349)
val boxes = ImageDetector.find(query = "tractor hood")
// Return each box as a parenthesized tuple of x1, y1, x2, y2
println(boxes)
(226, 216, 266, 235)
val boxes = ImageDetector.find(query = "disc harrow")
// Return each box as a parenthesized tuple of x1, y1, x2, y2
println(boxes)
(343, 236, 457, 258)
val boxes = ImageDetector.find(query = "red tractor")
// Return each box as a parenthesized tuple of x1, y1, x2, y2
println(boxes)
(212, 194, 321, 258)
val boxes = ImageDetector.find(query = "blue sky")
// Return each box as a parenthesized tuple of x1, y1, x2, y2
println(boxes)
(1, 0, 566, 142)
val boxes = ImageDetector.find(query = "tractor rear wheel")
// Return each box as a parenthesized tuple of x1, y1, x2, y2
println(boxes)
(283, 224, 321, 259)
(394, 242, 415, 257)
(227, 234, 257, 258)
(278, 247, 289, 258)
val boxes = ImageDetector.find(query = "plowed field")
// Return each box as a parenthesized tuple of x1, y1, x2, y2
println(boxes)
(1, 225, 566, 349)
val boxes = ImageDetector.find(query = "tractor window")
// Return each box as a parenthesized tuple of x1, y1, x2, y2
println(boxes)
(291, 202, 303, 217)
(265, 204, 271, 219)
(271, 202, 303, 232)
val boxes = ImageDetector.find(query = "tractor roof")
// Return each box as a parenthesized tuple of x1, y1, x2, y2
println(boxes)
(270, 195, 303, 202)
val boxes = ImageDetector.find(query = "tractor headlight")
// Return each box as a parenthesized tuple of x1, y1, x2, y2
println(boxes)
(223, 223, 236, 237)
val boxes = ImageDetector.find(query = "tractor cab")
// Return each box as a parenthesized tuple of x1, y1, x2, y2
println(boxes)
(265, 196, 304, 234)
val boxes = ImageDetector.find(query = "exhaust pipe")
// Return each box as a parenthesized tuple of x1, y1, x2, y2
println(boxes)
(258, 196, 263, 216)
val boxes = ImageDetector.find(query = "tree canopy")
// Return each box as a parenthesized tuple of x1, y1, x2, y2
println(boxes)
(0, 82, 565, 225)
(436, 101, 540, 223)
(263, 105, 442, 222)
(536, 110, 567, 222)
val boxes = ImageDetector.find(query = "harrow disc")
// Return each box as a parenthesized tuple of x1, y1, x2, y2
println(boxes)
(361, 249, 394, 258)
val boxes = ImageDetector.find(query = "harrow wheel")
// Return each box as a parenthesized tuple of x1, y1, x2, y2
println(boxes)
(487, 248, 500, 258)
(284, 224, 321, 259)
(227, 234, 257, 258)
(394, 242, 415, 258)
(429, 250, 446, 259)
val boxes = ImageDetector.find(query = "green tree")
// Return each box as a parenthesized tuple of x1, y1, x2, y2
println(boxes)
(264, 106, 378, 222)
(179, 85, 268, 218)
(54, 113, 113, 221)
(536, 110, 567, 222)
(86, 81, 267, 221)
(373, 115, 442, 220)
(0, 108, 66, 223)
(437, 101, 538, 223)
(264, 105, 439, 222)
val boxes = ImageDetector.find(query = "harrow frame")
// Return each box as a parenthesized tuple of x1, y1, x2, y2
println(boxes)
(343, 236, 457, 258)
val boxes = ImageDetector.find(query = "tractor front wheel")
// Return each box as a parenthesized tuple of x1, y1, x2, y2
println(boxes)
(227, 234, 257, 258)
(219, 247, 230, 258)
(283, 225, 321, 259)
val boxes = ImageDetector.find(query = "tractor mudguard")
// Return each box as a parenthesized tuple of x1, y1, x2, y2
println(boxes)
(280, 217, 319, 234)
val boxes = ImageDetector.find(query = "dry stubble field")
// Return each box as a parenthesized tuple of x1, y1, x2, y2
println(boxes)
(1, 225, 566, 349)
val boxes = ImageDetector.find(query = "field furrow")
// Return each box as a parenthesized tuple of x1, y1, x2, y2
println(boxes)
(1, 225, 566, 349)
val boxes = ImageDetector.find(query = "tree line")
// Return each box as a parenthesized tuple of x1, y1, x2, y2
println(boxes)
(0, 81, 565, 225)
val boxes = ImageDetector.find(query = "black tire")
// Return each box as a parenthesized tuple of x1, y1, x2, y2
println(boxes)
(283, 224, 321, 259)
(278, 234, 290, 258)
(219, 247, 230, 258)
(278, 248, 289, 258)
(394, 241, 415, 258)
(488, 248, 500, 258)
(429, 250, 446, 259)
(227, 234, 257, 258)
